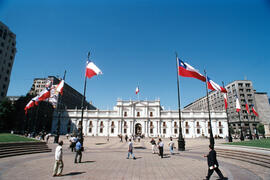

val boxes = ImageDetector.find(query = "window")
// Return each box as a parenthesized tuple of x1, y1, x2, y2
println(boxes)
(150, 128, 153, 134)
(89, 121, 92, 126)
(89, 128, 92, 133)
(218, 122, 222, 126)
(245, 83, 250, 87)
(185, 129, 189, 134)
(137, 112, 140, 117)
(163, 122, 166, 127)
(111, 121, 114, 126)
(174, 122, 177, 127)
(100, 128, 103, 133)
(124, 112, 127, 117)
(246, 89, 251, 92)
(219, 129, 223, 134)
(185, 122, 188, 127)
(197, 129, 200, 134)
(150, 121, 153, 126)
(111, 128, 114, 134)
(100, 121, 103, 126)
(124, 129, 127, 134)
(174, 128, 178, 134)
(150, 112, 153, 117)
(163, 128, 166, 134)
(196, 122, 200, 127)
(238, 83, 243, 87)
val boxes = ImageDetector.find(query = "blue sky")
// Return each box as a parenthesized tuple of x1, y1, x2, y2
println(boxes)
(1, 0, 270, 109)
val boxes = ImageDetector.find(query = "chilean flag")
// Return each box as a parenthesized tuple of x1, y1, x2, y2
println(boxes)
(206, 77, 227, 93)
(235, 95, 241, 112)
(223, 93, 228, 110)
(24, 96, 39, 114)
(177, 58, 206, 82)
(85, 60, 102, 78)
(56, 80, 64, 95)
(135, 86, 139, 94)
(38, 87, 51, 101)
(252, 105, 259, 117)
(245, 100, 250, 114)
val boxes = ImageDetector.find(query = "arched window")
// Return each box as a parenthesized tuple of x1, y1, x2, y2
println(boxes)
(150, 112, 153, 117)
(124, 112, 127, 117)
(111, 121, 114, 126)
(137, 112, 140, 117)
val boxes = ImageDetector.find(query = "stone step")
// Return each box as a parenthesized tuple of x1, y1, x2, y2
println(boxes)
(216, 149, 270, 168)
(0, 150, 52, 159)
(0, 142, 52, 159)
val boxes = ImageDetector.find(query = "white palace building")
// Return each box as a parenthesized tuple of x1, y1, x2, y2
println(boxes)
(52, 99, 228, 138)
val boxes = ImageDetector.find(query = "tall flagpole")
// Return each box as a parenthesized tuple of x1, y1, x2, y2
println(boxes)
(204, 70, 215, 147)
(222, 81, 232, 142)
(56, 70, 66, 143)
(80, 52, 90, 146)
(175, 53, 185, 151)
(246, 99, 253, 140)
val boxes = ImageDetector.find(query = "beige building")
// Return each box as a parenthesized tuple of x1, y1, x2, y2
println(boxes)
(184, 80, 259, 135)
(29, 76, 96, 110)
(0, 21, 16, 101)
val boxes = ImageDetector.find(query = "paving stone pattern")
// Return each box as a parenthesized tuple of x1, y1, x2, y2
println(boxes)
(0, 137, 268, 180)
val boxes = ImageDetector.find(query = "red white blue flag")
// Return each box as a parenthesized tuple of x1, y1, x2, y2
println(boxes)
(223, 93, 228, 110)
(235, 95, 241, 112)
(177, 58, 206, 82)
(56, 80, 64, 95)
(206, 77, 227, 93)
(245, 99, 250, 114)
(252, 105, 259, 116)
(24, 96, 39, 114)
(38, 87, 51, 101)
(135, 86, 139, 95)
(85, 60, 102, 78)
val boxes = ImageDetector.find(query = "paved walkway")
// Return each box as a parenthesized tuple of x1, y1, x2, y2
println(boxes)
(0, 137, 269, 180)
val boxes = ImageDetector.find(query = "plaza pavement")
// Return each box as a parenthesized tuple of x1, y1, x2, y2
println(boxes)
(0, 136, 269, 180)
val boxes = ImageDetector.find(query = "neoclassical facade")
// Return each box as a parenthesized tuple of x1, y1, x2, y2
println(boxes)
(52, 100, 228, 138)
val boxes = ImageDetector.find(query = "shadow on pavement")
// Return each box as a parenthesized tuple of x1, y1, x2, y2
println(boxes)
(80, 160, 96, 163)
(63, 172, 86, 176)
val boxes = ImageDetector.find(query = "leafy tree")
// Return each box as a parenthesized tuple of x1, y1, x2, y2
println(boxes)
(257, 123, 265, 137)
(0, 98, 15, 132)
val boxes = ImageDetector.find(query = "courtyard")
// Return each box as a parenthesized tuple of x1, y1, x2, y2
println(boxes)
(0, 136, 269, 180)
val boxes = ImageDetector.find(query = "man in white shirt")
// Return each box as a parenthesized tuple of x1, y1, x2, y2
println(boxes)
(168, 137, 174, 155)
(53, 141, 64, 177)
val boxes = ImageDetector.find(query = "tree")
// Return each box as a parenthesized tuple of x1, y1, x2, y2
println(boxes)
(0, 98, 15, 132)
(257, 123, 265, 138)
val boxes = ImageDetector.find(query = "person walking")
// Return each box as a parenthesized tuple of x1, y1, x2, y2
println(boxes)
(53, 141, 64, 177)
(150, 138, 157, 154)
(168, 137, 174, 155)
(126, 139, 136, 160)
(74, 140, 82, 163)
(204, 145, 226, 180)
(158, 138, 164, 158)
(125, 135, 128, 142)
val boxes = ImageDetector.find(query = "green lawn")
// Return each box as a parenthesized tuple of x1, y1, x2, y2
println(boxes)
(0, 133, 39, 143)
(224, 138, 270, 149)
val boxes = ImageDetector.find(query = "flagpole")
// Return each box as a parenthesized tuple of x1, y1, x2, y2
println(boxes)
(175, 52, 185, 151)
(246, 99, 253, 140)
(222, 81, 232, 142)
(204, 70, 215, 147)
(238, 111, 244, 141)
(80, 52, 90, 146)
(56, 70, 66, 142)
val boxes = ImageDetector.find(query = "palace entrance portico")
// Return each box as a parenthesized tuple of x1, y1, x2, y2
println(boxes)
(135, 123, 142, 136)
